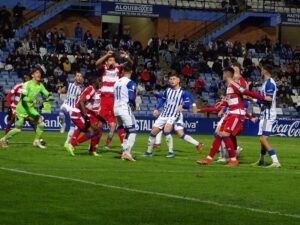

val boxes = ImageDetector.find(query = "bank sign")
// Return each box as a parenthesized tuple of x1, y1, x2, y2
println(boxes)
(101, 2, 170, 17)
(0, 113, 299, 137)
(280, 13, 300, 26)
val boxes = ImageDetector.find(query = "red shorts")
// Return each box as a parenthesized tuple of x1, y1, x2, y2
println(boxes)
(100, 97, 115, 124)
(71, 112, 100, 131)
(220, 114, 244, 136)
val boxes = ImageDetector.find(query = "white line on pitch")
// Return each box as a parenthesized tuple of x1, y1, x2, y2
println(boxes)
(1, 167, 299, 219)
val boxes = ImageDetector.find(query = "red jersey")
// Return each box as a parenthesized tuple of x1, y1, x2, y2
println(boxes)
(239, 76, 247, 88)
(74, 85, 101, 115)
(100, 64, 122, 96)
(6, 83, 23, 111)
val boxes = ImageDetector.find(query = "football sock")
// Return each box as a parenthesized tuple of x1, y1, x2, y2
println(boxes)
(125, 131, 137, 154)
(4, 128, 21, 140)
(65, 125, 75, 144)
(90, 134, 101, 152)
(181, 134, 199, 146)
(147, 133, 156, 153)
(71, 128, 81, 146)
(35, 122, 44, 140)
(105, 137, 112, 146)
(223, 136, 236, 159)
(208, 133, 223, 158)
(59, 110, 65, 126)
(165, 133, 173, 153)
(77, 133, 91, 144)
(117, 128, 125, 144)
(260, 147, 266, 161)
(155, 131, 163, 145)
(268, 149, 279, 163)
(230, 135, 237, 151)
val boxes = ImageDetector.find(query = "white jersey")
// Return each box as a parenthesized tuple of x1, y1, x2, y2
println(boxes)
(258, 78, 277, 120)
(63, 82, 82, 108)
(158, 87, 190, 118)
(113, 76, 135, 116)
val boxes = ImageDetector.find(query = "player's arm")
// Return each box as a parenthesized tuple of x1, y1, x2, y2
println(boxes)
(95, 50, 113, 67)
(6, 88, 14, 108)
(177, 91, 190, 112)
(40, 84, 54, 101)
(231, 82, 271, 101)
(120, 50, 133, 65)
(186, 91, 198, 113)
(153, 90, 166, 117)
(127, 81, 136, 110)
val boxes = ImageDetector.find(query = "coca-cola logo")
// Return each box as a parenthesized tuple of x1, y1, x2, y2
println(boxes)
(272, 120, 300, 137)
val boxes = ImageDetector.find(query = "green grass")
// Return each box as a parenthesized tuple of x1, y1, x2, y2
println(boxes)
(0, 131, 300, 225)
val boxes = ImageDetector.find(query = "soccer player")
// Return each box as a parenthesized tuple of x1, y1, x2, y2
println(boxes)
(113, 63, 137, 161)
(96, 50, 131, 150)
(252, 61, 281, 168)
(144, 73, 202, 158)
(0, 68, 53, 149)
(58, 72, 84, 146)
(65, 74, 105, 156)
(197, 67, 271, 166)
(153, 90, 202, 153)
(5, 75, 30, 134)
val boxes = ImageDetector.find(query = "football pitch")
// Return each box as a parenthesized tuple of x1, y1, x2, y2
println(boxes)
(0, 132, 300, 225)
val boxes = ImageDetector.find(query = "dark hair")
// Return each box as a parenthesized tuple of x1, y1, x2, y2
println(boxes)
(232, 62, 242, 71)
(223, 67, 235, 77)
(168, 72, 180, 79)
(123, 62, 132, 73)
(260, 61, 273, 73)
(31, 67, 43, 76)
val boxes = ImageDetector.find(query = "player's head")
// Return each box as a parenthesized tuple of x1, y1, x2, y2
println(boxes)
(223, 67, 235, 82)
(122, 63, 132, 78)
(22, 74, 30, 82)
(168, 73, 181, 88)
(74, 71, 83, 84)
(87, 73, 99, 89)
(260, 60, 272, 78)
(106, 55, 116, 69)
(31, 68, 43, 82)
(232, 62, 241, 79)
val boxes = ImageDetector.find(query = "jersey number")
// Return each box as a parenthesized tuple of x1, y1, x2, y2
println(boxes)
(115, 86, 121, 100)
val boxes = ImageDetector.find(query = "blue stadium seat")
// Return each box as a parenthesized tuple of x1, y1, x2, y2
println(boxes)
(140, 106, 148, 111)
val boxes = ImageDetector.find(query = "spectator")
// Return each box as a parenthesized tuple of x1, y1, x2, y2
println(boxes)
(140, 68, 152, 83)
(74, 23, 83, 40)
(181, 63, 193, 85)
(63, 59, 71, 73)
(13, 2, 25, 28)
(194, 77, 206, 95)
(148, 33, 161, 62)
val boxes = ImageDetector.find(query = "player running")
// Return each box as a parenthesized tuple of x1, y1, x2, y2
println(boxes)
(65, 74, 105, 156)
(0, 68, 53, 149)
(252, 61, 281, 168)
(113, 63, 137, 161)
(96, 50, 132, 150)
(58, 72, 84, 146)
(144, 73, 202, 158)
(197, 67, 271, 166)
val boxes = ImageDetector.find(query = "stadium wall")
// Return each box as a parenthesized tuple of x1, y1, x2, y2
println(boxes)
(280, 26, 300, 47)
(0, 113, 299, 138)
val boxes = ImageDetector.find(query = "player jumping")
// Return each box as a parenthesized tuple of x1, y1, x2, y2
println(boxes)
(0, 68, 53, 149)
(113, 63, 137, 161)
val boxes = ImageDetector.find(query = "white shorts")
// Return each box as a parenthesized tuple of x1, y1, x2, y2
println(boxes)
(153, 116, 182, 130)
(60, 103, 74, 113)
(258, 118, 275, 136)
(116, 113, 137, 129)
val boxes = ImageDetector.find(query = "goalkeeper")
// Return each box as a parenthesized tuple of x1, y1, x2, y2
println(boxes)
(0, 68, 53, 149)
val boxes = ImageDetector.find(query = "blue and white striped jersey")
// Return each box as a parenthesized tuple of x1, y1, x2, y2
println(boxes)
(63, 82, 83, 108)
(155, 87, 190, 118)
(257, 78, 277, 120)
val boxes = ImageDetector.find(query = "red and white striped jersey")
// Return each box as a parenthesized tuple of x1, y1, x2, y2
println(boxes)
(6, 83, 23, 111)
(74, 85, 101, 114)
(100, 65, 122, 95)
(226, 81, 246, 116)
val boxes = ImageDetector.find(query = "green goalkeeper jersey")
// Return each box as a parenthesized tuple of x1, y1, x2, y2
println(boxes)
(16, 80, 50, 118)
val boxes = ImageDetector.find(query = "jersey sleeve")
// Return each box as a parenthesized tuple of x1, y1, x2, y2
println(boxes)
(186, 91, 196, 104)
(265, 80, 276, 98)
(155, 90, 167, 110)
(80, 86, 94, 101)
(181, 91, 191, 109)
(231, 82, 265, 100)
(126, 80, 136, 104)
(40, 84, 50, 97)
(6, 84, 19, 107)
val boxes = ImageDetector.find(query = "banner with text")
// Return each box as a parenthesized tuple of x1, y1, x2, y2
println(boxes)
(0, 113, 299, 137)
(280, 13, 300, 26)
(101, 2, 170, 18)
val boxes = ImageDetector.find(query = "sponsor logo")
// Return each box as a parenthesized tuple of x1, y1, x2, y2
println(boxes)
(272, 120, 300, 137)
